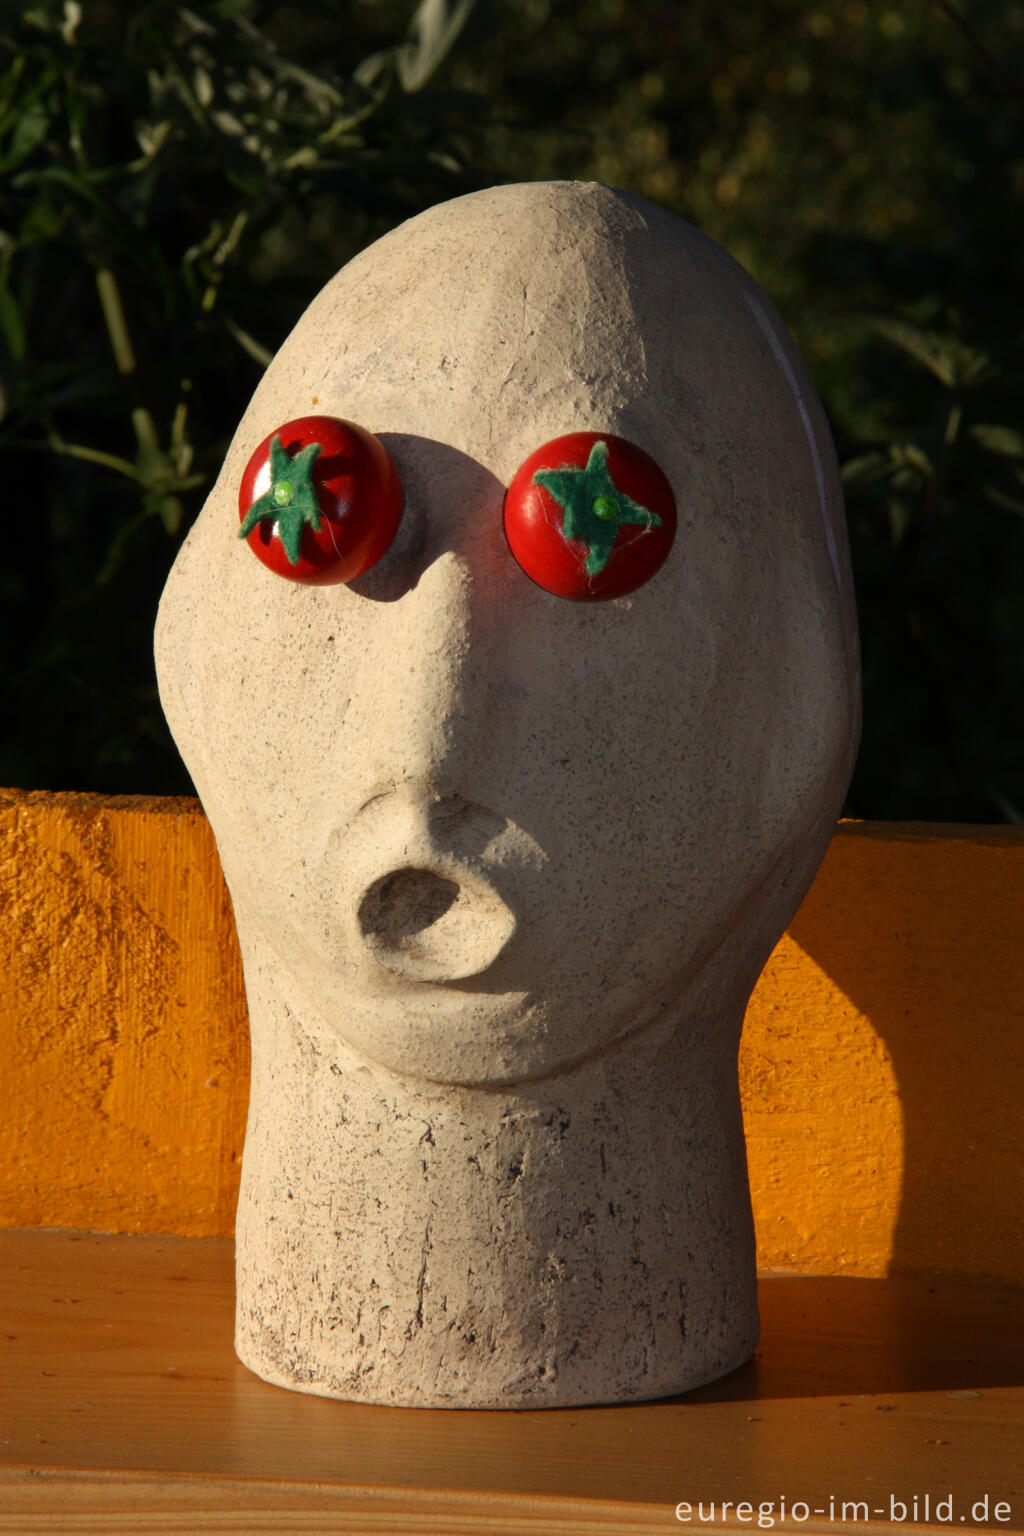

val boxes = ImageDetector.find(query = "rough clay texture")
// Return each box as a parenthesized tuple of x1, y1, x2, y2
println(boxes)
(154, 181, 860, 1407)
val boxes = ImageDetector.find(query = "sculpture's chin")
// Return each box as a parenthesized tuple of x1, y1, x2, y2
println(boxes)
(280, 960, 679, 1090)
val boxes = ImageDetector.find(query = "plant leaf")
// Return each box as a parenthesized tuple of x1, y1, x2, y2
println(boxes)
(841, 451, 891, 486)
(869, 316, 958, 387)
(969, 424, 1024, 459)
(396, 0, 476, 92)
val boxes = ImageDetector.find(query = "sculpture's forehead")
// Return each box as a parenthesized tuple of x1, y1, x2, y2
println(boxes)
(259, 183, 746, 483)
(208, 181, 853, 659)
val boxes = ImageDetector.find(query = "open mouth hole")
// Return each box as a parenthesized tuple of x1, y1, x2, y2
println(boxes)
(358, 868, 460, 948)
(355, 865, 516, 983)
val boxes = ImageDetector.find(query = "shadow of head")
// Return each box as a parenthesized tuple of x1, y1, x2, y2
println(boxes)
(683, 1274, 1024, 1401)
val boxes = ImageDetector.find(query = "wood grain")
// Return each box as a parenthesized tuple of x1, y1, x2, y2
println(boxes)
(2, 1232, 1022, 1533)
(0, 1473, 678, 1535)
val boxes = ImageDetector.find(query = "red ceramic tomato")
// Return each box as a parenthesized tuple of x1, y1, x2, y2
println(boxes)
(238, 415, 403, 584)
(503, 432, 677, 601)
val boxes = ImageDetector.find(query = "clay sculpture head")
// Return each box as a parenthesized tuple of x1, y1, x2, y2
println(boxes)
(155, 181, 859, 1408)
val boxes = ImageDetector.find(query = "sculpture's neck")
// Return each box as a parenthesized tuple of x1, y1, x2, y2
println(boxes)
(233, 919, 758, 1407)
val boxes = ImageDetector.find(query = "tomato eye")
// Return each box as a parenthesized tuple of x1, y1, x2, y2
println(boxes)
(503, 432, 677, 601)
(238, 415, 403, 585)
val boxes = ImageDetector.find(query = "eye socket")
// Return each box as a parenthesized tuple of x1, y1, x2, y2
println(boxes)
(503, 432, 677, 601)
(238, 415, 403, 585)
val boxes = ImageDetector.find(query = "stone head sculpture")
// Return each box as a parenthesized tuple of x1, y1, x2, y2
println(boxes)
(155, 181, 859, 1407)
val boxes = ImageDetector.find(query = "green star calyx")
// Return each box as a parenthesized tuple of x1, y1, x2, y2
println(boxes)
(239, 435, 323, 565)
(532, 441, 662, 576)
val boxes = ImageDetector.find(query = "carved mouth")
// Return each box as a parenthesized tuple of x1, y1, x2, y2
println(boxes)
(356, 865, 516, 983)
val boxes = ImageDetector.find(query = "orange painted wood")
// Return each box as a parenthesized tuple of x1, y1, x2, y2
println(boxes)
(2, 1232, 1022, 1533)
(749, 822, 1024, 1284)
(0, 790, 248, 1239)
(2, 791, 1023, 1283)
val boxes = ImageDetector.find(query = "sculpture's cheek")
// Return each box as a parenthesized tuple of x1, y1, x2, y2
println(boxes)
(157, 466, 849, 1088)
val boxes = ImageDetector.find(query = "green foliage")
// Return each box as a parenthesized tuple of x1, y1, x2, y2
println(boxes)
(841, 307, 1024, 821)
(0, 0, 481, 792)
(2, 0, 1022, 819)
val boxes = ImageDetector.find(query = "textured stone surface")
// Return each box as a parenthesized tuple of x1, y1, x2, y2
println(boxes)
(154, 181, 860, 1405)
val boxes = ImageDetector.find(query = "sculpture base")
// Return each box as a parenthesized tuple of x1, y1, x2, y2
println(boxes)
(233, 1324, 760, 1409)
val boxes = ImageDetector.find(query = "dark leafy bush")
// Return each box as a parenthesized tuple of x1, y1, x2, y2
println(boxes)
(2, 0, 1022, 819)
(0, 0, 481, 792)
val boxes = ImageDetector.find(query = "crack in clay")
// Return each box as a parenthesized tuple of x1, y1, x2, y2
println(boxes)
(409, 1219, 433, 1336)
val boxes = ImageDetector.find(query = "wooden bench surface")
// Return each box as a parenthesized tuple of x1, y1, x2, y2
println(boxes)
(2, 1230, 1023, 1533)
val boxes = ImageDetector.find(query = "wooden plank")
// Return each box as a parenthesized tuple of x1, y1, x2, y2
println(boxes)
(0, 1472, 673, 1535)
(1, 1232, 1022, 1532)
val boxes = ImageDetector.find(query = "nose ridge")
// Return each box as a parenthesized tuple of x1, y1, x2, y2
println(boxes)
(347, 545, 492, 802)
(330, 542, 527, 985)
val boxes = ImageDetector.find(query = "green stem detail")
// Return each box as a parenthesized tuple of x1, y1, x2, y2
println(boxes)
(238, 435, 324, 564)
(533, 441, 661, 576)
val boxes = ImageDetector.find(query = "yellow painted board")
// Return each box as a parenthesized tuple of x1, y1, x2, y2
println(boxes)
(2, 791, 1023, 1284)
(0, 790, 248, 1240)
(746, 822, 1024, 1283)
